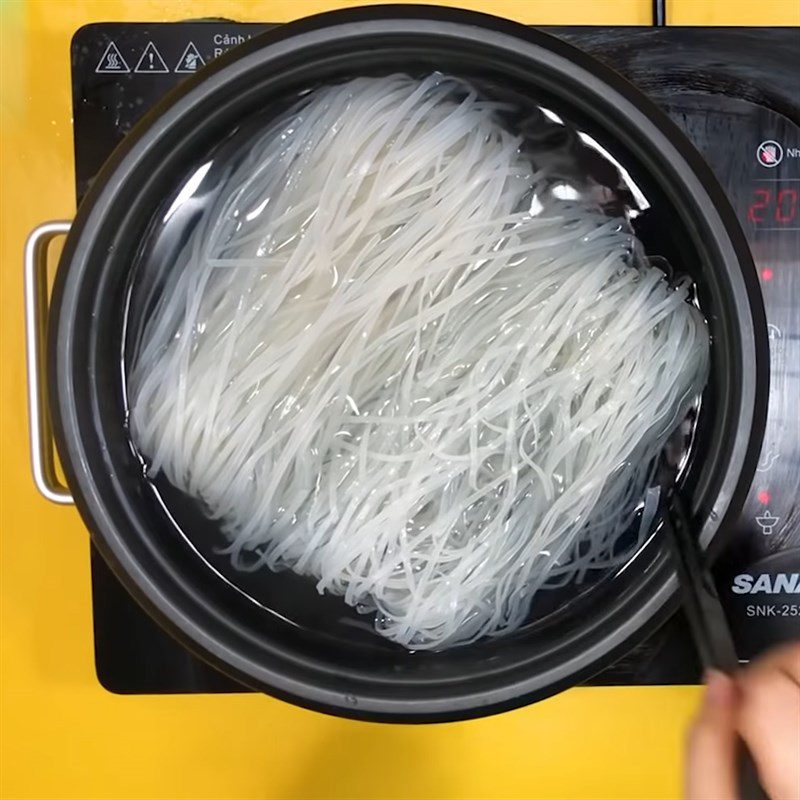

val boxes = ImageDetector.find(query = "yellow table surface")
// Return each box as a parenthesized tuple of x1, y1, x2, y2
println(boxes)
(2, 2, 798, 798)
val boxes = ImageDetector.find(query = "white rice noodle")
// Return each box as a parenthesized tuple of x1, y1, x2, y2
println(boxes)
(128, 74, 709, 650)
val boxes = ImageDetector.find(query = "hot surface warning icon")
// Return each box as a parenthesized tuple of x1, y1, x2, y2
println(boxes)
(96, 41, 130, 73)
(175, 42, 205, 73)
(134, 41, 169, 74)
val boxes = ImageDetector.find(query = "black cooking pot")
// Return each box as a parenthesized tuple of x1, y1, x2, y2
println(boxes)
(30, 6, 767, 721)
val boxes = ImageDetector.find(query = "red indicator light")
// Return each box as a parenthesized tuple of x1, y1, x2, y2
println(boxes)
(761, 268, 774, 281)
(757, 490, 771, 505)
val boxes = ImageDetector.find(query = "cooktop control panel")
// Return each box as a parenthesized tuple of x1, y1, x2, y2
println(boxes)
(70, 24, 799, 692)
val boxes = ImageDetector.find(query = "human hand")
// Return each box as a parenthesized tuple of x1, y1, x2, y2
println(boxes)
(686, 641, 800, 800)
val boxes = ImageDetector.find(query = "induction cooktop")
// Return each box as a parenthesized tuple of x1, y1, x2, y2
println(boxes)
(69, 21, 799, 694)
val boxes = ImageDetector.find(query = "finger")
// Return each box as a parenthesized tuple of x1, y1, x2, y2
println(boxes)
(686, 670, 740, 800)
(743, 640, 800, 685)
(738, 656, 800, 800)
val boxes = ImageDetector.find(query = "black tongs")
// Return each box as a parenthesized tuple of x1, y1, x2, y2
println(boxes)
(664, 492, 768, 800)
(665, 492, 739, 672)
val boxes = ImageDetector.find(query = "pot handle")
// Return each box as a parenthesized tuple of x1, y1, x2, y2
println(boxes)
(24, 221, 74, 504)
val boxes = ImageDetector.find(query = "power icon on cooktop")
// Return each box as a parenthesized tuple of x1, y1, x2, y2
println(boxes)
(757, 140, 783, 168)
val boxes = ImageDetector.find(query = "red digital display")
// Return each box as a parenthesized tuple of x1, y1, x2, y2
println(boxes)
(748, 186, 799, 225)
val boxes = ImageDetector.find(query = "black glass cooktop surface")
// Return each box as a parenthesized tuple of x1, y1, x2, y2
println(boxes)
(70, 22, 799, 694)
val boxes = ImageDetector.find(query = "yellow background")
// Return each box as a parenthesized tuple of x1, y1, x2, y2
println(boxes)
(1, 2, 798, 798)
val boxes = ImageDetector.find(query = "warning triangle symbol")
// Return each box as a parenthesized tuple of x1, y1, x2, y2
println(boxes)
(96, 41, 130, 73)
(134, 41, 169, 74)
(175, 42, 206, 73)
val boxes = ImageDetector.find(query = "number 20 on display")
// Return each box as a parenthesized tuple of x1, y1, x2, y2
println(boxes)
(748, 187, 799, 225)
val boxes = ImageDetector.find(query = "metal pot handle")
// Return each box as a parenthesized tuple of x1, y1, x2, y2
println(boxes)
(24, 221, 74, 504)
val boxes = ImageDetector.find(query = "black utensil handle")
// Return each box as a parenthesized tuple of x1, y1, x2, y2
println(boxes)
(740, 749, 770, 800)
(666, 493, 739, 670)
(664, 493, 770, 800)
